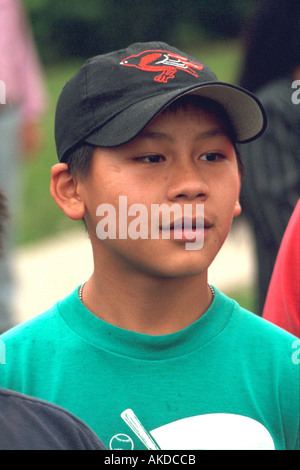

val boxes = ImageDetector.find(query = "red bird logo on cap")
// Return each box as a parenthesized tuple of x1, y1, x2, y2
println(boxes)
(120, 50, 204, 83)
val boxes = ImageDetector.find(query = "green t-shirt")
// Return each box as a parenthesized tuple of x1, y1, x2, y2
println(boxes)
(0, 287, 299, 450)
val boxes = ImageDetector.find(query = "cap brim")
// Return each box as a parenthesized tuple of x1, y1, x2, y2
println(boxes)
(86, 82, 267, 147)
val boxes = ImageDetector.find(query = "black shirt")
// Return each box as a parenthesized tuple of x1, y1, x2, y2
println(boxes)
(0, 389, 106, 450)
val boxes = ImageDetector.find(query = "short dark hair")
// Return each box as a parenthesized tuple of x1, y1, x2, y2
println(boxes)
(65, 95, 243, 178)
(65, 143, 95, 180)
(160, 95, 243, 174)
(162, 94, 237, 140)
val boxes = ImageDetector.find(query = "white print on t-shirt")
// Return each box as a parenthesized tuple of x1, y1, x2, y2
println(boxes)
(109, 408, 275, 450)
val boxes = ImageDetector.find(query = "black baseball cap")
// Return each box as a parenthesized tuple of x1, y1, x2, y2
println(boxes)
(55, 41, 267, 162)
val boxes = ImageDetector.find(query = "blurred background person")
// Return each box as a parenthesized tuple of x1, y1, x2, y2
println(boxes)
(238, 0, 300, 315)
(263, 200, 300, 337)
(0, 189, 8, 257)
(0, 0, 47, 333)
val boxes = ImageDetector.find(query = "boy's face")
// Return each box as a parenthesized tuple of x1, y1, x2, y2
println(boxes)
(77, 105, 241, 279)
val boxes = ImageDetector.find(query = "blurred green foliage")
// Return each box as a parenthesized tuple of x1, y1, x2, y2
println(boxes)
(24, 0, 258, 64)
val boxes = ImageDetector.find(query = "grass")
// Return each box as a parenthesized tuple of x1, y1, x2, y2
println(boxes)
(17, 60, 83, 245)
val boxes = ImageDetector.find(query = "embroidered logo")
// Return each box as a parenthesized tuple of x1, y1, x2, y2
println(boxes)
(120, 49, 204, 83)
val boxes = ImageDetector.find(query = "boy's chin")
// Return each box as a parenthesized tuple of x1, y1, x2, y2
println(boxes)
(142, 257, 209, 280)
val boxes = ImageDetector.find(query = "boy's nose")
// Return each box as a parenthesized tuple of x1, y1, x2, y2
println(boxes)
(167, 163, 209, 201)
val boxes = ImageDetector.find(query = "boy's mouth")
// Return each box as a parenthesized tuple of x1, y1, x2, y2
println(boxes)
(160, 217, 212, 231)
(160, 217, 212, 241)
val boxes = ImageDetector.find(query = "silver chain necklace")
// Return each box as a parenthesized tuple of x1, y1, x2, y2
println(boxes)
(78, 281, 86, 302)
(78, 282, 215, 302)
(208, 283, 215, 299)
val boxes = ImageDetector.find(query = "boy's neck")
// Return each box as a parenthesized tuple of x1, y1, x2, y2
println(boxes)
(80, 270, 212, 335)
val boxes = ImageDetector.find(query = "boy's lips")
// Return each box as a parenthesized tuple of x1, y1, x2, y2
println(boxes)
(160, 217, 212, 242)
(160, 217, 212, 231)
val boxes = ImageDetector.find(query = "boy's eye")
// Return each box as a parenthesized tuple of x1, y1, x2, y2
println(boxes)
(135, 155, 165, 163)
(199, 152, 225, 162)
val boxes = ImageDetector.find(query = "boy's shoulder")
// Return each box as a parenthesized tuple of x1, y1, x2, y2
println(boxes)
(0, 305, 58, 343)
(218, 289, 299, 352)
(0, 287, 79, 342)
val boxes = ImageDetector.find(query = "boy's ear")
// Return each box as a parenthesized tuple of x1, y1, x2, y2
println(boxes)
(233, 176, 242, 218)
(50, 163, 85, 220)
(233, 200, 242, 218)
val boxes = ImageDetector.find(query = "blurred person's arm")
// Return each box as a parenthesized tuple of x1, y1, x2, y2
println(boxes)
(0, 0, 47, 155)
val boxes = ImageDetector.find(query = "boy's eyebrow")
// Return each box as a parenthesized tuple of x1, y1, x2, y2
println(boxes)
(196, 128, 229, 140)
(138, 130, 172, 141)
(138, 127, 229, 141)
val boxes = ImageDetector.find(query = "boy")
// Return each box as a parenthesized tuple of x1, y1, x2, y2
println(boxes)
(0, 42, 299, 450)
